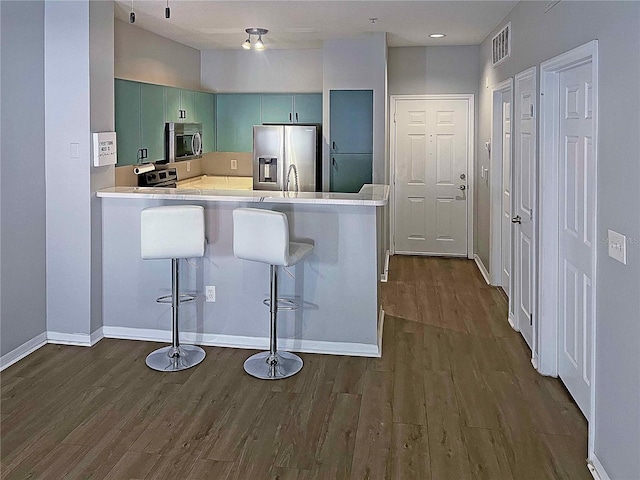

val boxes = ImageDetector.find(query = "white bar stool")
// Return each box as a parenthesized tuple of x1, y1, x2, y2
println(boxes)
(233, 208, 314, 380)
(141, 205, 206, 372)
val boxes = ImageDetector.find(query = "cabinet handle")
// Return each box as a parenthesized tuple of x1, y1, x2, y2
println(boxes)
(289, 112, 292, 122)
(332, 157, 336, 166)
(137, 148, 143, 160)
(332, 141, 336, 150)
(295, 112, 299, 122)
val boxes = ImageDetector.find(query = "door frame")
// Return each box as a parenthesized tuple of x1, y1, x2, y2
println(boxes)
(538, 40, 598, 451)
(390, 94, 475, 258)
(489, 79, 514, 287)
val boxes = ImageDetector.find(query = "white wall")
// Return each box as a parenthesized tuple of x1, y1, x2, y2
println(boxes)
(323, 33, 388, 188)
(388, 45, 479, 95)
(476, 2, 640, 478)
(0, 0, 47, 357)
(201, 49, 323, 93)
(114, 19, 201, 89)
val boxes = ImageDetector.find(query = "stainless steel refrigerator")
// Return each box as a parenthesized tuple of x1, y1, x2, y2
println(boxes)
(253, 125, 321, 192)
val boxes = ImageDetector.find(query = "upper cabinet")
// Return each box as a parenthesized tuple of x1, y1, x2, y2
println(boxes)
(193, 91, 215, 153)
(330, 90, 373, 154)
(293, 93, 322, 124)
(165, 87, 196, 123)
(261, 93, 322, 124)
(216, 94, 262, 153)
(115, 79, 165, 166)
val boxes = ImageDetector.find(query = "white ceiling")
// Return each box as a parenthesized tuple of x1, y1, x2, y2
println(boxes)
(113, 0, 518, 50)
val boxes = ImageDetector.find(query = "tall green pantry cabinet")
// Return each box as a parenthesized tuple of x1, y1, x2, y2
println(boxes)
(115, 79, 165, 166)
(329, 90, 374, 193)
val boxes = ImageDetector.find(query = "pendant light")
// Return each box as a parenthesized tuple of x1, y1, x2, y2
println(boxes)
(165, 0, 170, 19)
(254, 35, 265, 50)
(242, 36, 251, 49)
(129, 0, 135, 23)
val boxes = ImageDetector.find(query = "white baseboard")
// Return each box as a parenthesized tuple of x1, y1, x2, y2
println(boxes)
(47, 331, 95, 347)
(102, 326, 380, 357)
(90, 327, 104, 346)
(474, 254, 491, 285)
(0, 332, 48, 371)
(508, 313, 519, 331)
(587, 453, 611, 480)
(380, 250, 390, 282)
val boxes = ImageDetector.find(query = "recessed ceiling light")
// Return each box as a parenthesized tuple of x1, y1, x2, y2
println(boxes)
(429, 33, 446, 38)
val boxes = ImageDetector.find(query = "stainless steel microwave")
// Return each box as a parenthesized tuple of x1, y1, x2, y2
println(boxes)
(166, 122, 202, 163)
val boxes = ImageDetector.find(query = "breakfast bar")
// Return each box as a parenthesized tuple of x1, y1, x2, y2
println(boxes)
(97, 185, 389, 357)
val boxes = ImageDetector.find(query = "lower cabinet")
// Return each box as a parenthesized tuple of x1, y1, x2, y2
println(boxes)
(330, 153, 373, 193)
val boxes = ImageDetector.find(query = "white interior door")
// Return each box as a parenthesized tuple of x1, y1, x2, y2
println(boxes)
(513, 68, 537, 349)
(394, 98, 469, 256)
(501, 94, 512, 296)
(557, 61, 595, 417)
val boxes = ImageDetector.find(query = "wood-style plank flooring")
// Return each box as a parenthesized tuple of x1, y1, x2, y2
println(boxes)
(1, 256, 590, 479)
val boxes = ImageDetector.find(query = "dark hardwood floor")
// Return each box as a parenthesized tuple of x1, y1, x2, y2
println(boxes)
(1, 256, 590, 479)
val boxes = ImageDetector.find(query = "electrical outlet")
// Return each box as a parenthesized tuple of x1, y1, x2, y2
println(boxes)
(230, 159, 238, 170)
(608, 230, 627, 265)
(205, 286, 216, 302)
(186, 161, 191, 172)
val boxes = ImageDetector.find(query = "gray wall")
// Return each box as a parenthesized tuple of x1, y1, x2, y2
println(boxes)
(45, 0, 92, 337)
(201, 49, 323, 93)
(388, 45, 479, 95)
(89, 1, 115, 334)
(323, 33, 388, 188)
(0, 1, 47, 356)
(114, 19, 201, 89)
(476, 2, 640, 478)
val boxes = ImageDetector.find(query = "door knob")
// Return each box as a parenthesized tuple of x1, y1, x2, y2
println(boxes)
(512, 215, 522, 224)
(459, 185, 466, 191)
(460, 173, 466, 180)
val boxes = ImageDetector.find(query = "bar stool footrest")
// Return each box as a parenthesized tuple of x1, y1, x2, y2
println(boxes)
(156, 293, 196, 304)
(262, 298, 298, 311)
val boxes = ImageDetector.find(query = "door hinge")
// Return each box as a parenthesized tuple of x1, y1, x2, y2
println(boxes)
(394, 113, 397, 123)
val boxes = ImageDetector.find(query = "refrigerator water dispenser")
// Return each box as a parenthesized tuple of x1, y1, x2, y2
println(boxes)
(259, 157, 278, 183)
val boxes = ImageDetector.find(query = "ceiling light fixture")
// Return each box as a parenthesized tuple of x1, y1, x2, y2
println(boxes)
(242, 28, 268, 50)
(165, 0, 170, 19)
(129, 0, 135, 23)
(429, 33, 446, 38)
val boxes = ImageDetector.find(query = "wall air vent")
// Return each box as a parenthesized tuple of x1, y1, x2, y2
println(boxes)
(492, 23, 511, 67)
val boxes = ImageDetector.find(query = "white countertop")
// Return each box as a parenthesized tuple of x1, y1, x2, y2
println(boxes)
(97, 184, 389, 206)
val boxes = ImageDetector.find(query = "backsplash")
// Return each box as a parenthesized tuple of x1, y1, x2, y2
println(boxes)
(114, 153, 252, 186)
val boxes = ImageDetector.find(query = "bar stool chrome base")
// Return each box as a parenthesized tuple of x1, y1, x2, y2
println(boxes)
(244, 351, 303, 380)
(146, 344, 206, 372)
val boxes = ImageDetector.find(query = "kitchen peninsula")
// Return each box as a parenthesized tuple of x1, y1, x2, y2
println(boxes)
(97, 185, 388, 357)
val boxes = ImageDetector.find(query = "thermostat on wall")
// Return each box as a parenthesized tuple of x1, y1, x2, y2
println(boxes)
(92, 132, 117, 167)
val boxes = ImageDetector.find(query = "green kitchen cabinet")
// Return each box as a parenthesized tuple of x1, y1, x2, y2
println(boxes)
(329, 153, 373, 193)
(115, 80, 165, 166)
(115, 79, 141, 166)
(193, 91, 215, 153)
(329, 90, 373, 154)
(261, 93, 322, 124)
(216, 94, 262, 152)
(164, 87, 196, 123)
(261, 94, 294, 124)
(294, 93, 322, 124)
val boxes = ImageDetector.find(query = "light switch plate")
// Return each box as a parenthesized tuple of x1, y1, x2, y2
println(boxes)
(608, 229, 627, 265)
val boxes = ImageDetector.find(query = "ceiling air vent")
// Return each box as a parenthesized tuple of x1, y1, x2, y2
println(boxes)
(492, 22, 511, 67)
